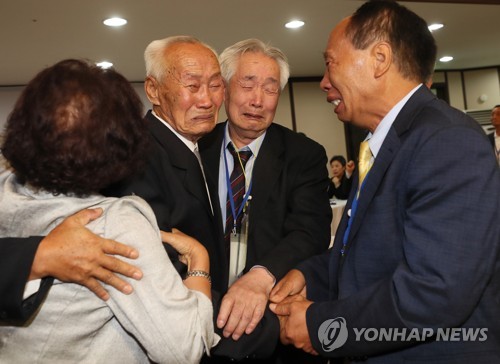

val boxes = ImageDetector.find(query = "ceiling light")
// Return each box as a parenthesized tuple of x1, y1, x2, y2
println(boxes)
(428, 23, 444, 32)
(103, 17, 127, 27)
(96, 61, 113, 69)
(439, 56, 453, 63)
(285, 20, 305, 29)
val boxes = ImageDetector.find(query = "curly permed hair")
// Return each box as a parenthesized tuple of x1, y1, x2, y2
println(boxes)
(1, 59, 150, 196)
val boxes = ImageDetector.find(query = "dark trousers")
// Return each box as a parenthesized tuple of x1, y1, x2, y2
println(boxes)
(202, 343, 328, 364)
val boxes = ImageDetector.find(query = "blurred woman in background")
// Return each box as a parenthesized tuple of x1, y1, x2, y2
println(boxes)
(327, 155, 354, 200)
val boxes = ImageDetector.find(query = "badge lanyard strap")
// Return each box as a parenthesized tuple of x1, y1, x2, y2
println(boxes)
(223, 134, 253, 234)
(341, 175, 370, 257)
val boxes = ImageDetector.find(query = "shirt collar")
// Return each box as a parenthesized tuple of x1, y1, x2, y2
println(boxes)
(224, 121, 266, 157)
(152, 110, 198, 153)
(367, 84, 422, 157)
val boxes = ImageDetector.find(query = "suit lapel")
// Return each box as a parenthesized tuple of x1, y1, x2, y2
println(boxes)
(346, 128, 400, 244)
(249, 125, 284, 236)
(200, 122, 285, 237)
(146, 111, 213, 216)
(344, 86, 435, 251)
(200, 123, 224, 197)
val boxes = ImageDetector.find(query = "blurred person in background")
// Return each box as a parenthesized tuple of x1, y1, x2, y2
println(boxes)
(327, 155, 354, 200)
(488, 104, 500, 166)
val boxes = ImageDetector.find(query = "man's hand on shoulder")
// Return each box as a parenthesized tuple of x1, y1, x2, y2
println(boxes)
(31, 208, 143, 300)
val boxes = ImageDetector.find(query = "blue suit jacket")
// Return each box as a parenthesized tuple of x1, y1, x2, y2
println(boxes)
(299, 86, 500, 363)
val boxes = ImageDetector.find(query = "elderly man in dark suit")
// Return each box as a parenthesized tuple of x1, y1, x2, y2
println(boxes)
(200, 38, 332, 363)
(106, 36, 226, 291)
(270, 1, 500, 363)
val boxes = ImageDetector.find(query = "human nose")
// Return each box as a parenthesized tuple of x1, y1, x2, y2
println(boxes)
(197, 85, 214, 108)
(320, 70, 331, 92)
(249, 86, 264, 108)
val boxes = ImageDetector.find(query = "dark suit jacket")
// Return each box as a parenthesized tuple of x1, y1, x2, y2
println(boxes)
(105, 111, 280, 360)
(200, 122, 332, 282)
(0, 237, 53, 323)
(104, 111, 225, 292)
(299, 86, 500, 363)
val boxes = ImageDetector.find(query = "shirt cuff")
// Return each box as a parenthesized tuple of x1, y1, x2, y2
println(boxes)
(249, 265, 276, 287)
(23, 279, 42, 300)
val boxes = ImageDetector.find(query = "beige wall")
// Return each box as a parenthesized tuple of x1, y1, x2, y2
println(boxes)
(439, 68, 500, 111)
(463, 68, 500, 111)
(292, 81, 347, 161)
(2, 66, 499, 143)
(447, 71, 465, 111)
(0, 87, 23, 133)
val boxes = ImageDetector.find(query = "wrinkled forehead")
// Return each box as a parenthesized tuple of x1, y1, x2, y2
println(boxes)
(234, 52, 280, 83)
(166, 43, 220, 75)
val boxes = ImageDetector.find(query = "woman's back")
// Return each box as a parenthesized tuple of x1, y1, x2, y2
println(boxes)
(0, 171, 216, 363)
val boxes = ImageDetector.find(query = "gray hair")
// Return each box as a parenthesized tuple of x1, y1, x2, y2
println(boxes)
(144, 35, 219, 81)
(219, 38, 290, 90)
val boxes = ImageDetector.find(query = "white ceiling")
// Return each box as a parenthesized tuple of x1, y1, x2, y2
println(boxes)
(1, 0, 499, 86)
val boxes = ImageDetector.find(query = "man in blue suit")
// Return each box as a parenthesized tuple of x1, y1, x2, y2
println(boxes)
(270, 1, 500, 362)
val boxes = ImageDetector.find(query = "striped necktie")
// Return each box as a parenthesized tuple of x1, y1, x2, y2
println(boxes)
(225, 143, 252, 251)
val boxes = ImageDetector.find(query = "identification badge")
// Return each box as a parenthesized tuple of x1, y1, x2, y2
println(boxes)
(228, 198, 251, 286)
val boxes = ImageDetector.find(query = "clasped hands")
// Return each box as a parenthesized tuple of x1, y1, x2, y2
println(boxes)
(216, 267, 274, 340)
(269, 269, 317, 355)
(216, 267, 317, 355)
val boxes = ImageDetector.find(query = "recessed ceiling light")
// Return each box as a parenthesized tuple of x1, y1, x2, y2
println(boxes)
(439, 56, 453, 63)
(428, 23, 444, 32)
(285, 20, 305, 29)
(96, 61, 113, 69)
(103, 17, 127, 27)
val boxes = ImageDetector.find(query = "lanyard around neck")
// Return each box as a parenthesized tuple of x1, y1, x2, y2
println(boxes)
(223, 134, 253, 224)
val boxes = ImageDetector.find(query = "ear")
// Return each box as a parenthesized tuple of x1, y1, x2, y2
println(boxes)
(371, 41, 392, 79)
(144, 76, 161, 105)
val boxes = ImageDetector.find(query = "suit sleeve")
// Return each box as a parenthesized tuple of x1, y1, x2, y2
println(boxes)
(211, 291, 280, 360)
(0, 237, 53, 323)
(255, 142, 332, 281)
(297, 248, 333, 302)
(305, 125, 500, 358)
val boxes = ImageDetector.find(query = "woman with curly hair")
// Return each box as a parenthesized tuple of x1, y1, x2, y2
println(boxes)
(0, 59, 217, 363)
